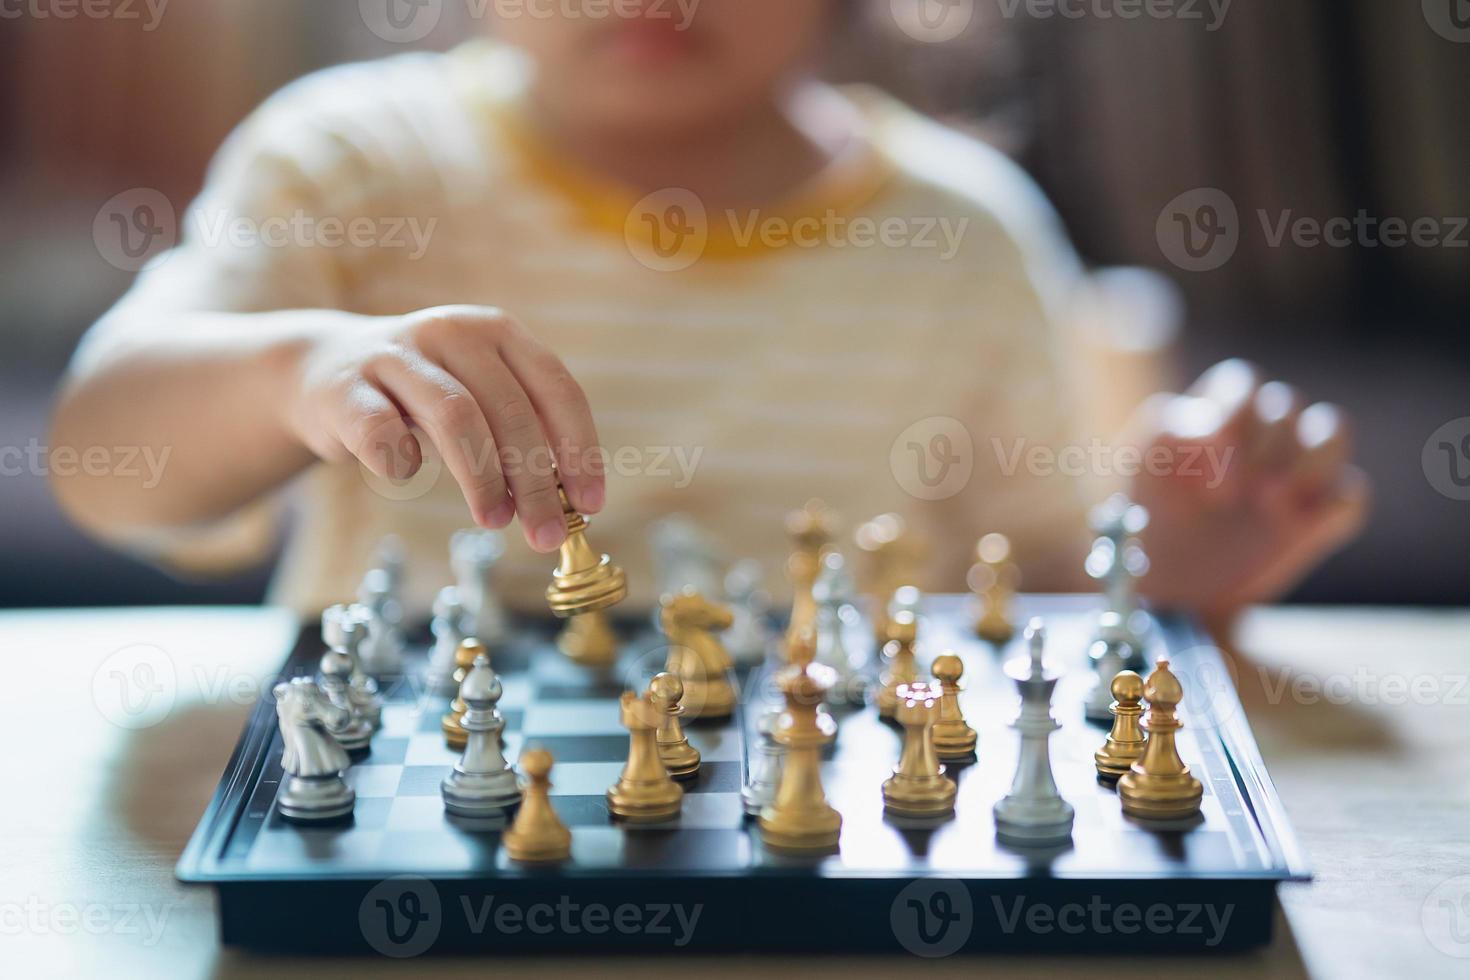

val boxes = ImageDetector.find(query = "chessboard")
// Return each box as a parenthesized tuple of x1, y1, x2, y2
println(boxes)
(176, 594, 1306, 956)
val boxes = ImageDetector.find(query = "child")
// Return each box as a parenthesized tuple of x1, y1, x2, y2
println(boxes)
(50, 3, 1367, 619)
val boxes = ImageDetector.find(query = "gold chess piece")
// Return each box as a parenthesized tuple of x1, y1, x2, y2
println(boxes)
(441, 638, 486, 750)
(607, 689, 683, 822)
(1117, 659, 1203, 819)
(502, 748, 572, 863)
(854, 513, 921, 645)
(930, 653, 978, 760)
(877, 610, 919, 719)
(1094, 670, 1147, 783)
(968, 533, 1019, 645)
(556, 609, 618, 667)
(784, 499, 835, 651)
(782, 627, 837, 746)
(759, 662, 842, 852)
(659, 589, 736, 721)
(649, 672, 701, 780)
(883, 682, 958, 818)
(546, 485, 628, 617)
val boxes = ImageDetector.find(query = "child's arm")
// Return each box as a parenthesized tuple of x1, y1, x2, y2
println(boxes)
(50, 302, 603, 554)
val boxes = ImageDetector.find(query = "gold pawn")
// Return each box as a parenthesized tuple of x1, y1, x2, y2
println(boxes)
(882, 682, 958, 818)
(441, 638, 486, 750)
(783, 500, 835, 650)
(759, 662, 842, 852)
(546, 485, 628, 617)
(1118, 660, 1203, 819)
(649, 672, 701, 780)
(877, 610, 919, 718)
(1095, 670, 1147, 783)
(659, 589, 736, 721)
(969, 533, 1019, 645)
(782, 627, 836, 746)
(503, 748, 572, 863)
(606, 690, 683, 822)
(556, 609, 619, 667)
(930, 653, 978, 760)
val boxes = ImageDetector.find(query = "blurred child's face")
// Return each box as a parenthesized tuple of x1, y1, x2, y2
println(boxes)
(497, 1, 834, 133)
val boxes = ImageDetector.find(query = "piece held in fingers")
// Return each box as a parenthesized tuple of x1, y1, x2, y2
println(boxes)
(546, 485, 628, 617)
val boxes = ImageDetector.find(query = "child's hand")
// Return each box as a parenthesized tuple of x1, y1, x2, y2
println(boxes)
(282, 306, 602, 553)
(1126, 359, 1369, 616)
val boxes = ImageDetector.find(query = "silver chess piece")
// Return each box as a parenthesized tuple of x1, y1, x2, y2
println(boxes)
(451, 529, 509, 645)
(649, 515, 725, 600)
(1085, 611, 1143, 725)
(993, 619, 1075, 845)
(723, 559, 773, 665)
(425, 586, 468, 697)
(1086, 494, 1152, 648)
(316, 647, 373, 752)
(356, 568, 406, 676)
(275, 678, 356, 823)
(441, 653, 521, 817)
(322, 604, 382, 730)
(741, 705, 786, 815)
(812, 551, 861, 703)
(373, 535, 408, 606)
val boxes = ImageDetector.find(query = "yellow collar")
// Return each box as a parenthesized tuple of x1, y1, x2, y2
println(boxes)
(453, 44, 895, 260)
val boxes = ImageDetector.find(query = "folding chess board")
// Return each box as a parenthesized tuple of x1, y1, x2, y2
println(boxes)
(177, 595, 1306, 955)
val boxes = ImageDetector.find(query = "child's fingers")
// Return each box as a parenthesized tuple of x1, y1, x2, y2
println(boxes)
(1236, 467, 1370, 605)
(1247, 380, 1304, 473)
(332, 380, 422, 481)
(1291, 402, 1354, 504)
(368, 354, 513, 529)
(445, 343, 567, 554)
(496, 330, 604, 515)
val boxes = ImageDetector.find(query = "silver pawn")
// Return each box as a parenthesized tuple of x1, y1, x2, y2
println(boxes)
(317, 648, 373, 752)
(356, 568, 406, 676)
(1085, 611, 1142, 724)
(812, 550, 861, 703)
(275, 678, 356, 823)
(994, 619, 1074, 845)
(322, 605, 381, 730)
(425, 586, 467, 697)
(741, 705, 786, 815)
(451, 529, 509, 644)
(723, 559, 773, 665)
(441, 653, 521, 817)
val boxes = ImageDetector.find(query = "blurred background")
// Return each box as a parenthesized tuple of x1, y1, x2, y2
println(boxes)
(1, 0, 1466, 608)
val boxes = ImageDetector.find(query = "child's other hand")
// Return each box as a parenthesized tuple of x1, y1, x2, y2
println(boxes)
(1126, 359, 1370, 617)
(282, 306, 602, 553)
